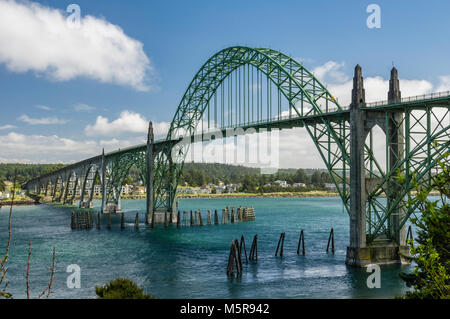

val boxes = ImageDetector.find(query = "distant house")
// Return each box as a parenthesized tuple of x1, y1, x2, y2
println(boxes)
(121, 184, 132, 195)
(274, 180, 288, 188)
(133, 186, 146, 195)
(292, 183, 306, 188)
(177, 188, 199, 195)
(324, 183, 337, 191)
(225, 184, 239, 193)
(198, 188, 211, 195)
(94, 185, 102, 196)
(214, 186, 226, 194)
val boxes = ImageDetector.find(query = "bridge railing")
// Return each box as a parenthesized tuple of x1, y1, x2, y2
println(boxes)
(192, 105, 349, 135)
(365, 90, 450, 108)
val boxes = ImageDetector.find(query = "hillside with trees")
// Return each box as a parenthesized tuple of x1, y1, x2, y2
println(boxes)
(0, 162, 333, 190)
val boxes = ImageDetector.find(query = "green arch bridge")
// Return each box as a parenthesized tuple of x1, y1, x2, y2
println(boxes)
(24, 47, 450, 266)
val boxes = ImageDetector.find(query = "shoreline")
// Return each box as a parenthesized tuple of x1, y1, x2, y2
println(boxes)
(2, 190, 442, 207)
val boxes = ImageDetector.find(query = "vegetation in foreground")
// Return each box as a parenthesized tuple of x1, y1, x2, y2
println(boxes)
(95, 278, 154, 299)
(399, 150, 449, 299)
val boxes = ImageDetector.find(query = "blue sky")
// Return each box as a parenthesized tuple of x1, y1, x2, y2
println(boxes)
(0, 0, 449, 167)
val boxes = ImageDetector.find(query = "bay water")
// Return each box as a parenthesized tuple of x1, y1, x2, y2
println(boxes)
(0, 197, 414, 299)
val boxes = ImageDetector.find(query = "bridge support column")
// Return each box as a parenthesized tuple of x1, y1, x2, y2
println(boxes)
(100, 149, 107, 213)
(146, 122, 154, 224)
(387, 67, 407, 248)
(346, 65, 409, 267)
(346, 65, 369, 267)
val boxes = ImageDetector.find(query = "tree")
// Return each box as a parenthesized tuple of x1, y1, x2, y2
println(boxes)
(399, 150, 450, 299)
(241, 175, 257, 193)
(0, 180, 5, 192)
(95, 278, 154, 299)
(294, 169, 309, 184)
(310, 170, 322, 186)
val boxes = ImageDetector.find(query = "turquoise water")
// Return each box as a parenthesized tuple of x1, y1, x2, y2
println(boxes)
(0, 197, 413, 299)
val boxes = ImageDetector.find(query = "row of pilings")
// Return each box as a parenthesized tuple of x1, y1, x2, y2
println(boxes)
(71, 211, 141, 230)
(178, 206, 255, 227)
(227, 229, 336, 276)
(71, 206, 256, 230)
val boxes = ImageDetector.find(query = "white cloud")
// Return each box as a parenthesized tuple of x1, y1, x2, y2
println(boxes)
(85, 110, 170, 137)
(0, 124, 16, 130)
(35, 105, 52, 111)
(313, 61, 349, 84)
(74, 103, 96, 112)
(18, 114, 67, 125)
(0, 0, 153, 91)
(0, 132, 144, 163)
(436, 75, 450, 92)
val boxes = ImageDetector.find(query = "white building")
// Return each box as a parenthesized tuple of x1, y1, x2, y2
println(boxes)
(292, 183, 306, 188)
(324, 183, 337, 191)
(274, 180, 288, 188)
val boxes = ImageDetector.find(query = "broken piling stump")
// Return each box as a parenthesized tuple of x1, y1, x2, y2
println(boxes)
(275, 232, 285, 257)
(297, 229, 305, 255)
(120, 213, 125, 229)
(135, 213, 139, 230)
(249, 234, 258, 261)
(326, 228, 335, 253)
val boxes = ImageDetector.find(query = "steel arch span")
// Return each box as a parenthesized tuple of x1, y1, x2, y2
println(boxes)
(153, 46, 350, 215)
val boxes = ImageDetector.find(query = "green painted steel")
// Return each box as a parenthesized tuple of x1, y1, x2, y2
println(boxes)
(23, 47, 450, 245)
(153, 46, 349, 215)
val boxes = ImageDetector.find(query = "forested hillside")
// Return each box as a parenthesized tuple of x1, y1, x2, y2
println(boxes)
(0, 164, 66, 186)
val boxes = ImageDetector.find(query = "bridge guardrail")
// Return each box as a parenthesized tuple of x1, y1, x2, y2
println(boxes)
(365, 90, 450, 108)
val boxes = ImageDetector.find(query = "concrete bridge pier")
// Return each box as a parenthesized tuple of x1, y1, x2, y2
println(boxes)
(145, 121, 178, 225)
(346, 65, 409, 267)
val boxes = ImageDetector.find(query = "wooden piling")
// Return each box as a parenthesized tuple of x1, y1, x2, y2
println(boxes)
(91, 211, 94, 228)
(221, 209, 225, 224)
(207, 210, 212, 225)
(107, 213, 111, 230)
(249, 234, 258, 261)
(177, 211, 181, 228)
(297, 230, 305, 255)
(190, 210, 194, 226)
(227, 241, 241, 276)
(71, 211, 75, 229)
(275, 232, 285, 257)
(326, 228, 335, 253)
(135, 213, 139, 230)
(234, 239, 243, 271)
(240, 235, 248, 263)
(198, 210, 203, 226)
(164, 212, 168, 228)
(227, 243, 234, 275)
(231, 207, 235, 223)
(120, 213, 125, 229)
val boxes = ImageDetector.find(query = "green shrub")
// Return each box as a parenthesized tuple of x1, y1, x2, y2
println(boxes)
(95, 278, 154, 299)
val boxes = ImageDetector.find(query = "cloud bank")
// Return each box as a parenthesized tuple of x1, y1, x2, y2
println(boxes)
(0, 0, 153, 91)
(85, 110, 170, 137)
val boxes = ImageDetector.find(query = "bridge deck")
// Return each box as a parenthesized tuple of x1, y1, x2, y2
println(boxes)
(24, 90, 450, 185)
